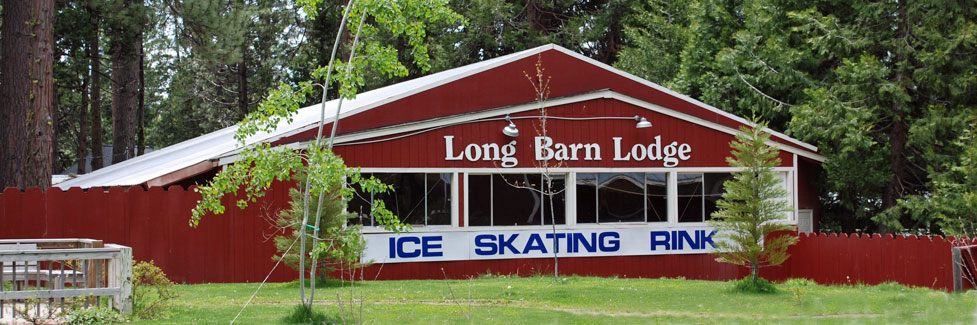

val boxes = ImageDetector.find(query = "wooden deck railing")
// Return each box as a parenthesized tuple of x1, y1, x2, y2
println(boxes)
(0, 239, 132, 320)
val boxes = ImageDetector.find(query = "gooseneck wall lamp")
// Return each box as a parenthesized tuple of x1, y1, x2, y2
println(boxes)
(635, 115, 652, 128)
(339, 113, 652, 146)
(502, 114, 651, 137)
(502, 114, 520, 137)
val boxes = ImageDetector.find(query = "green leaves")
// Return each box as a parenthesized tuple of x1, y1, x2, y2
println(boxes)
(299, 0, 462, 100)
(890, 115, 977, 236)
(234, 82, 315, 144)
(190, 142, 303, 227)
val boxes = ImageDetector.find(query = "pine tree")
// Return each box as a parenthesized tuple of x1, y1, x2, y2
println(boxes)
(272, 169, 359, 280)
(1, 0, 56, 188)
(709, 118, 797, 284)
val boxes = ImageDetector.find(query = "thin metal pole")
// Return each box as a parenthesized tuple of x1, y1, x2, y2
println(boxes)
(1, 261, 5, 319)
(300, 0, 355, 307)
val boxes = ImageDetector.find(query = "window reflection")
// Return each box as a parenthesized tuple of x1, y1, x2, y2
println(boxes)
(468, 173, 566, 226)
(350, 173, 452, 226)
(678, 173, 732, 222)
(578, 172, 669, 223)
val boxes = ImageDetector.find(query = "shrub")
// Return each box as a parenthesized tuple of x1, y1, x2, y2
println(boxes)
(132, 260, 177, 320)
(66, 307, 126, 324)
(783, 278, 818, 287)
(281, 304, 338, 324)
(730, 276, 777, 294)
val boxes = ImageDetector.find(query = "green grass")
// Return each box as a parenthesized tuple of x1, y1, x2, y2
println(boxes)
(136, 276, 976, 324)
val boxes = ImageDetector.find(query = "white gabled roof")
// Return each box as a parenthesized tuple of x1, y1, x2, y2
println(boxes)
(56, 45, 550, 189)
(57, 44, 822, 189)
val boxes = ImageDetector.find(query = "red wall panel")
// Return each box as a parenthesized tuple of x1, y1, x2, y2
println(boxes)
(0, 185, 299, 284)
(333, 99, 794, 169)
(277, 50, 813, 157)
(0, 187, 966, 292)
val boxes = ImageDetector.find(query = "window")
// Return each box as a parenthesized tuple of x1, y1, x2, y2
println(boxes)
(468, 173, 566, 226)
(348, 173, 452, 226)
(678, 173, 732, 222)
(645, 173, 668, 222)
(577, 172, 668, 223)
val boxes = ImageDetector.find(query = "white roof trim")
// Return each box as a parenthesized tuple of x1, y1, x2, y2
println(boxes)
(308, 90, 826, 162)
(54, 45, 553, 189)
(56, 44, 820, 189)
(268, 44, 557, 142)
(549, 46, 818, 153)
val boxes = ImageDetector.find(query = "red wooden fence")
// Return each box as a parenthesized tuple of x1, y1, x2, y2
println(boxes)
(0, 185, 297, 283)
(0, 186, 970, 291)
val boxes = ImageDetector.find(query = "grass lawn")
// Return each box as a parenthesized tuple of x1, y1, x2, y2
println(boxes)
(138, 276, 976, 324)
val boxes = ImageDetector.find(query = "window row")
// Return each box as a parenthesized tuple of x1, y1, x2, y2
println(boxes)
(349, 173, 452, 226)
(347, 172, 738, 227)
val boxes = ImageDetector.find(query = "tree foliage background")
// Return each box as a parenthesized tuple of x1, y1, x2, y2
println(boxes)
(2, 0, 975, 235)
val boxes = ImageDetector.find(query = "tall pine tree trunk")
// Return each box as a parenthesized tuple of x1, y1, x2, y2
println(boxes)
(137, 36, 146, 156)
(52, 84, 60, 175)
(0, 0, 55, 189)
(109, 0, 141, 164)
(88, 4, 104, 170)
(238, 50, 249, 117)
(881, 1, 910, 232)
(79, 73, 90, 174)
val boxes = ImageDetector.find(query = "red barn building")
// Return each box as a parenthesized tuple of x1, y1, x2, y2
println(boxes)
(57, 44, 824, 279)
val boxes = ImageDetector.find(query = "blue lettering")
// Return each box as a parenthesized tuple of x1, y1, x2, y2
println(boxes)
(700, 230, 716, 248)
(677, 231, 697, 250)
(499, 234, 520, 255)
(389, 237, 396, 259)
(422, 236, 443, 257)
(474, 234, 497, 255)
(396, 237, 421, 258)
(574, 233, 597, 253)
(523, 234, 547, 254)
(650, 231, 670, 251)
(545, 233, 567, 253)
(599, 232, 620, 252)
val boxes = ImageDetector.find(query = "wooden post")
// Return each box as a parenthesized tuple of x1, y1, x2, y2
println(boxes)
(86, 240, 104, 290)
(953, 247, 962, 293)
(110, 245, 133, 315)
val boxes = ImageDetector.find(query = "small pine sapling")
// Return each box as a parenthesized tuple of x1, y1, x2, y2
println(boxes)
(709, 118, 798, 286)
(272, 168, 358, 280)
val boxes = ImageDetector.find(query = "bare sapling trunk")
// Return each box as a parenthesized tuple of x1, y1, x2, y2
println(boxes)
(310, 5, 367, 306)
(298, 1, 354, 308)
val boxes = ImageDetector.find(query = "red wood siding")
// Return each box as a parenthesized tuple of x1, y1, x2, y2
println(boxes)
(797, 157, 821, 229)
(333, 99, 794, 169)
(356, 232, 966, 292)
(4, 187, 966, 291)
(0, 185, 297, 284)
(277, 49, 816, 156)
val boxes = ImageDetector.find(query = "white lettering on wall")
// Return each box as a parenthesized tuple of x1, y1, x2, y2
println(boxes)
(612, 136, 693, 167)
(444, 135, 691, 167)
(535, 136, 601, 162)
(444, 135, 518, 167)
(444, 136, 464, 160)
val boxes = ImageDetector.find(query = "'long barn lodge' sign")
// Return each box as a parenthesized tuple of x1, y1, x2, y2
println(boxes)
(444, 135, 694, 167)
